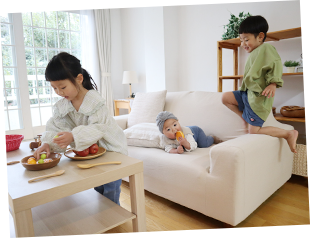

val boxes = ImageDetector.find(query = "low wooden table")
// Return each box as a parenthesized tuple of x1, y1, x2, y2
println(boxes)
(7, 141, 146, 237)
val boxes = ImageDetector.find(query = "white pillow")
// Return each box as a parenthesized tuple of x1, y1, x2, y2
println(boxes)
(128, 90, 167, 128)
(124, 123, 163, 148)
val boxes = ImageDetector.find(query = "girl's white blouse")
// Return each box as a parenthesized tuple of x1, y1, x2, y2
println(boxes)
(41, 90, 128, 155)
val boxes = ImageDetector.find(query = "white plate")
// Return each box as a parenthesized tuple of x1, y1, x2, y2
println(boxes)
(64, 147, 106, 160)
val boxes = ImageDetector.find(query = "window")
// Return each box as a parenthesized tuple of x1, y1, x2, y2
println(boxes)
(1, 11, 81, 139)
(22, 11, 81, 127)
(1, 13, 23, 131)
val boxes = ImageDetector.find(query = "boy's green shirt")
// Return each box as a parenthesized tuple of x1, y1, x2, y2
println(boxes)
(239, 43, 283, 121)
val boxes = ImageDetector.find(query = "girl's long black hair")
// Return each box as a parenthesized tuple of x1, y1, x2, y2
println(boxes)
(45, 52, 98, 90)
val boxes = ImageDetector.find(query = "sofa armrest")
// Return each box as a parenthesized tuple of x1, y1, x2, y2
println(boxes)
(207, 134, 293, 225)
(209, 134, 293, 176)
(113, 114, 129, 130)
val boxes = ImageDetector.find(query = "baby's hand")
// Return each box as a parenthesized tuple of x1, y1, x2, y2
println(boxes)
(262, 83, 276, 98)
(177, 145, 184, 154)
(178, 137, 187, 146)
(53, 132, 74, 148)
(178, 137, 191, 150)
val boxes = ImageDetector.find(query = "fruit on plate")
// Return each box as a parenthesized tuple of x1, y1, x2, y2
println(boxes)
(89, 143, 99, 154)
(40, 153, 47, 160)
(27, 157, 36, 164)
(37, 158, 45, 164)
(73, 148, 90, 157)
(176, 131, 184, 141)
(44, 158, 53, 163)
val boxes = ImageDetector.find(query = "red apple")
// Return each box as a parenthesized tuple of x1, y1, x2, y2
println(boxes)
(89, 143, 99, 154)
(73, 148, 90, 157)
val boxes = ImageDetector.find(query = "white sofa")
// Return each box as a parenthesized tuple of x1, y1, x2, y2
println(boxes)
(114, 90, 294, 226)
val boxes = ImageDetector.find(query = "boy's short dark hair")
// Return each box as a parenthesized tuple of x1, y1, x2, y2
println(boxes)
(239, 15, 269, 42)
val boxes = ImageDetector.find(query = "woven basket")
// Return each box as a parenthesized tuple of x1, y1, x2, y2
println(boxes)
(0, 134, 24, 152)
(292, 144, 307, 177)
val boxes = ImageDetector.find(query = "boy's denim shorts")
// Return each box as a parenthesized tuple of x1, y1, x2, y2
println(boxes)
(232, 90, 265, 127)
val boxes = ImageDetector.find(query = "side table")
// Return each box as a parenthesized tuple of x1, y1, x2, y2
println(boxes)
(7, 141, 146, 237)
(114, 99, 133, 116)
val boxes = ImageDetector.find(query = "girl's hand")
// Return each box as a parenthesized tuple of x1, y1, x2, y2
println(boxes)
(262, 83, 276, 98)
(33, 143, 50, 160)
(53, 132, 74, 148)
(177, 145, 184, 154)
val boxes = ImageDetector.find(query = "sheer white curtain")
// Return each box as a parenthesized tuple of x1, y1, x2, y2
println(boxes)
(80, 9, 114, 116)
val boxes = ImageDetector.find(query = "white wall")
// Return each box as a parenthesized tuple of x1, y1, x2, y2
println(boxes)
(143, 7, 166, 92)
(163, 7, 179, 92)
(111, 1, 305, 137)
(110, 9, 125, 100)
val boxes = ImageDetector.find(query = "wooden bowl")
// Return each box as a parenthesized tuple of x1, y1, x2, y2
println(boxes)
(21, 153, 62, 171)
(280, 106, 305, 118)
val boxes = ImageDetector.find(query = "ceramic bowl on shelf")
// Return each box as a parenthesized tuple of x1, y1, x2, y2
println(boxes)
(21, 153, 62, 171)
(280, 106, 305, 118)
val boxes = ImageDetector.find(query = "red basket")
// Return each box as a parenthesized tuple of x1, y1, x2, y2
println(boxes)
(6, 134, 24, 152)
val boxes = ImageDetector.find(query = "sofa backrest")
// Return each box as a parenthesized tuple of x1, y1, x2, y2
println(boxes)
(164, 91, 247, 141)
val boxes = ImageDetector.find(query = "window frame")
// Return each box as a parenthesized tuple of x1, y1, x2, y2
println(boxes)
(2, 11, 81, 140)
(3, 13, 34, 139)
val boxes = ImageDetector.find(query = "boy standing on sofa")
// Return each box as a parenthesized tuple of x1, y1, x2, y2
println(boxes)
(156, 111, 222, 154)
(222, 15, 298, 153)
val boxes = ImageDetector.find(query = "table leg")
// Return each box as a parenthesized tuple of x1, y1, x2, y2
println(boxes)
(12, 209, 35, 237)
(114, 103, 120, 116)
(129, 172, 146, 232)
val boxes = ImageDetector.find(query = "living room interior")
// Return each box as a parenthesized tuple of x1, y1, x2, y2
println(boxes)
(2, 0, 310, 237)
(111, 1, 305, 138)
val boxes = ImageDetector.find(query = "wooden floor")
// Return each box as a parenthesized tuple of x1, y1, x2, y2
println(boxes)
(0, 175, 310, 238)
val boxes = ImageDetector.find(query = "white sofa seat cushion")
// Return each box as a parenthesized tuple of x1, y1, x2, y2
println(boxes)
(128, 90, 167, 128)
(125, 145, 214, 216)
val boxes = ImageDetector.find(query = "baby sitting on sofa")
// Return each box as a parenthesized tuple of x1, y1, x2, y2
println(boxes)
(156, 111, 222, 154)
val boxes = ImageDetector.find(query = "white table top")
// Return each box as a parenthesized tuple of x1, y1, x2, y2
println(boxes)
(7, 141, 143, 212)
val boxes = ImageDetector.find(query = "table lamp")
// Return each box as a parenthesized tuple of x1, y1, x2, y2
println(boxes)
(122, 71, 138, 98)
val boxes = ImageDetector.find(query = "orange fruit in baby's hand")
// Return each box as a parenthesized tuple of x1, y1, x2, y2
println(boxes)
(176, 131, 184, 141)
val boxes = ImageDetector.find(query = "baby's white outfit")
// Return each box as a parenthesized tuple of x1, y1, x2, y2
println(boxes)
(160, 126, 197, 153)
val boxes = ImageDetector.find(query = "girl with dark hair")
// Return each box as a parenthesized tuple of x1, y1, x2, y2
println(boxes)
(34, 52, 127, 204)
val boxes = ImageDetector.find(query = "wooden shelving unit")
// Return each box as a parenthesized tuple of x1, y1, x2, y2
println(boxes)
(219, 72, 303, 80)
(274, 113, 305, 123)
(217, 27, 304, 123)
(217, 27, 302, 92)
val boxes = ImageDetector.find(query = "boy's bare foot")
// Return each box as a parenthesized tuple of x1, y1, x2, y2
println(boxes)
(286, 130, 299, 153)
(212, 135, 223, 144)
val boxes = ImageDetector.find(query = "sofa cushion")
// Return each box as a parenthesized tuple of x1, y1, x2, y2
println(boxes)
(164, 91, 246, 141)
(128, 90, 167, 128)
(124, 123, 163, 148)
(125, 145, 212, 214)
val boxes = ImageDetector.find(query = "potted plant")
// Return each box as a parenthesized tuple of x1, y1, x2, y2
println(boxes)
(283, 60, 300, 73)
(222, 11, 252, 40)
